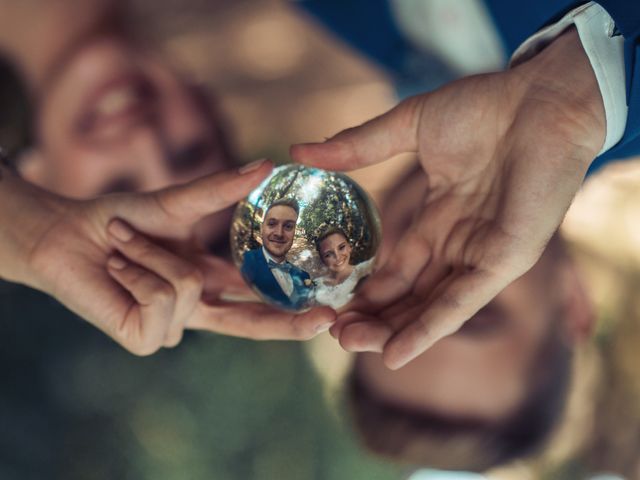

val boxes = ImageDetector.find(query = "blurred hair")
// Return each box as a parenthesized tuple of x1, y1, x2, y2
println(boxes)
(266, 198, 300, 217)
(0, 57, 32, 162)
(346, 313, 573, 472)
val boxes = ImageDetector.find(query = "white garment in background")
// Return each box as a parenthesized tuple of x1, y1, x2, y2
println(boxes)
(314, 258, 375, 309)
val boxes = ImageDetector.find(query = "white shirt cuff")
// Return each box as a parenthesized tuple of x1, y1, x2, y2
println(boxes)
(511, 2, 627, 155)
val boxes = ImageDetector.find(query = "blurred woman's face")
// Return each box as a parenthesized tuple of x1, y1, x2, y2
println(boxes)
(319, 233, 352, 274)
(25, 34, 234, 248)
(33, 35, 233, 198)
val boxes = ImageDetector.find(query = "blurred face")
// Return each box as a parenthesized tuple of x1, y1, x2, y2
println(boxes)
(356, 166, 590, 424)
(261, 206, 297, 261)
(358, 250, 569, 423)
(28, 34, 234, 247)
(319, 233, 352, 273)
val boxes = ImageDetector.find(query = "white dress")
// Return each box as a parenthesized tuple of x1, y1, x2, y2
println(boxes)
(314, 258, 374, 309)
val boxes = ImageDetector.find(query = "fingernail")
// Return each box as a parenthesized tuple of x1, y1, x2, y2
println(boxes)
(108, 220, 134, 242)
(315, 322, 334, 333)
(238, 158, 267, 174)
(108, 256, 127, 270)
(328, 324, 339, 339)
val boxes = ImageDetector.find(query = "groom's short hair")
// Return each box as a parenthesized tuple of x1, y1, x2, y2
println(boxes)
(265, 198, 300, 217)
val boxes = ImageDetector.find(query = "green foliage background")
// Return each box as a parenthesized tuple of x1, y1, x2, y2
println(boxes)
(0, 282, 400, 480)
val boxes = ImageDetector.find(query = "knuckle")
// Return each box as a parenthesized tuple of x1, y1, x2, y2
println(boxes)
(133, 238, 156, 260)
(291, 322, 316, 341)
(177, 267, 204, 292)
(153, 284, 176, 303)
(124, 338, 162, 357)
(163, 331, 184, 348)
(341, 325, 367, 351)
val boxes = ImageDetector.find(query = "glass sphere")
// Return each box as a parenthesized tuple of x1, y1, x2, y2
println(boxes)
(231, 165, 381, 311)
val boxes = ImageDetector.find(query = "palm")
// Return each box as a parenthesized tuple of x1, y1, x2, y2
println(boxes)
(28, 187, 228, 348)
(292, 50, 604, 368)
(409, 73, 584, 293)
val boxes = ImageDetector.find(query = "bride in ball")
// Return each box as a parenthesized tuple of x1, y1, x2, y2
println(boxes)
(313, 227, 374, 309)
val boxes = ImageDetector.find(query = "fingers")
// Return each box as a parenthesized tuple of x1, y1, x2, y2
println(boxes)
(195, 255, 259, 302)
(152, 158, 273, 222)
(106, 255, 176, 354)
(290, 96, 422, 170)
(382, 268, 507, 369)
(331, 294, 422, 352)
(107, 219, 204, 348)
(187, 302, 336, 341)
(355, 226, 433, 310)
(338, 319, 393, 353)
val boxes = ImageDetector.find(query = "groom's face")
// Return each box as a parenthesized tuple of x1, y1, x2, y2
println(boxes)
(261, 205, 298, 261)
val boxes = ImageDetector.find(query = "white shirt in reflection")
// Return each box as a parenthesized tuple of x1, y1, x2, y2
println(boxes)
(315, 258, 374, 309)
(262, 247, 294, 298)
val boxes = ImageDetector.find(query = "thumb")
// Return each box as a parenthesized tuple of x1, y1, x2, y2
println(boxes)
(153, 159, 273, 222)
(290, 96, 422, 171)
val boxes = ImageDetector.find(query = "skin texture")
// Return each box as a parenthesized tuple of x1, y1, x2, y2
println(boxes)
(0, 162, 335, 355)
(261, 205, 298, 262)
(292, 27, 605, 369)
(353, 165, 593, 422)
(0, 1, 336, 352)
(319, 232, 354, 282)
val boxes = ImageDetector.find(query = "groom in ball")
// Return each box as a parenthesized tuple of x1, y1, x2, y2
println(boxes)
(241, 199, 313, 310)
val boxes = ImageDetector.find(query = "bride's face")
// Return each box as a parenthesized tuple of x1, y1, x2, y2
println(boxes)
(319, 233, 352, 274)
(31, 35, 233, 198)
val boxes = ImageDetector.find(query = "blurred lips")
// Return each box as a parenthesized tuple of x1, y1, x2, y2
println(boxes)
(75, 74, 154, 139)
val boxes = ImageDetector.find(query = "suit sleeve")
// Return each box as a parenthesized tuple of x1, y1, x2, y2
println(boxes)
(240, 251, 253, 281)
(482, 0, 640, 167)
(299, 0, 640, 166)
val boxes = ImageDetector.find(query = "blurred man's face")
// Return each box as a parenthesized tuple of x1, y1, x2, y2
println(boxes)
(356, 167, 591, 425)
(358, 248, 572, 422)
(261, 205, 297, 261)
(24, 35, 234, 247)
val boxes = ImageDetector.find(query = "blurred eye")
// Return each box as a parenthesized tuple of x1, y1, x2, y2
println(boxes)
(99, 177, 139, 195)
(169, 140, 214, 173)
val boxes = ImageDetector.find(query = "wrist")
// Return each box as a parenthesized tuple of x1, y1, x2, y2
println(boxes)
(510, 26, 606, 162)
(0, 165, 68, 288)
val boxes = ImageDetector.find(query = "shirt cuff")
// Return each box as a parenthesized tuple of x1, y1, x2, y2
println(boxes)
(511, 2, 627, 156)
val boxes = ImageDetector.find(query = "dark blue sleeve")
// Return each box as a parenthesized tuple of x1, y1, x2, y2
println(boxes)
(483, 0, 640, 170)
(296, 0, 455, 96)
(240, 250, 254, 281)
(298, 0, 640, 168)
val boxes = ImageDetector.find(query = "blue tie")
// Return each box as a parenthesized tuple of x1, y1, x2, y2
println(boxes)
(268, 260, 293, 273)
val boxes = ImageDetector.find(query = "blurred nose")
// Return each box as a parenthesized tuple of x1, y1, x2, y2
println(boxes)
(128, 127, 175, 192)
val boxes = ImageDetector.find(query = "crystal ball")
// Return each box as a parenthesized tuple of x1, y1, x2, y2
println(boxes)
(231, 165, 381, 311)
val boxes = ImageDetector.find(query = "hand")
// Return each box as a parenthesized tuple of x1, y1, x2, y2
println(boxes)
(105, 219, 336, 349)
(1, 159, 335, 354)
(291, 27, 605, 369)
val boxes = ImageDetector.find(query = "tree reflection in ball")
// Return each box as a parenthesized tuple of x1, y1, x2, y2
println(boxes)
(231, 165, 381, 311)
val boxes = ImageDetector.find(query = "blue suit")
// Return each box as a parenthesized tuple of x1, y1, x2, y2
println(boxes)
(241, 248, 313, 310)
(298, 0, 640, 174)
